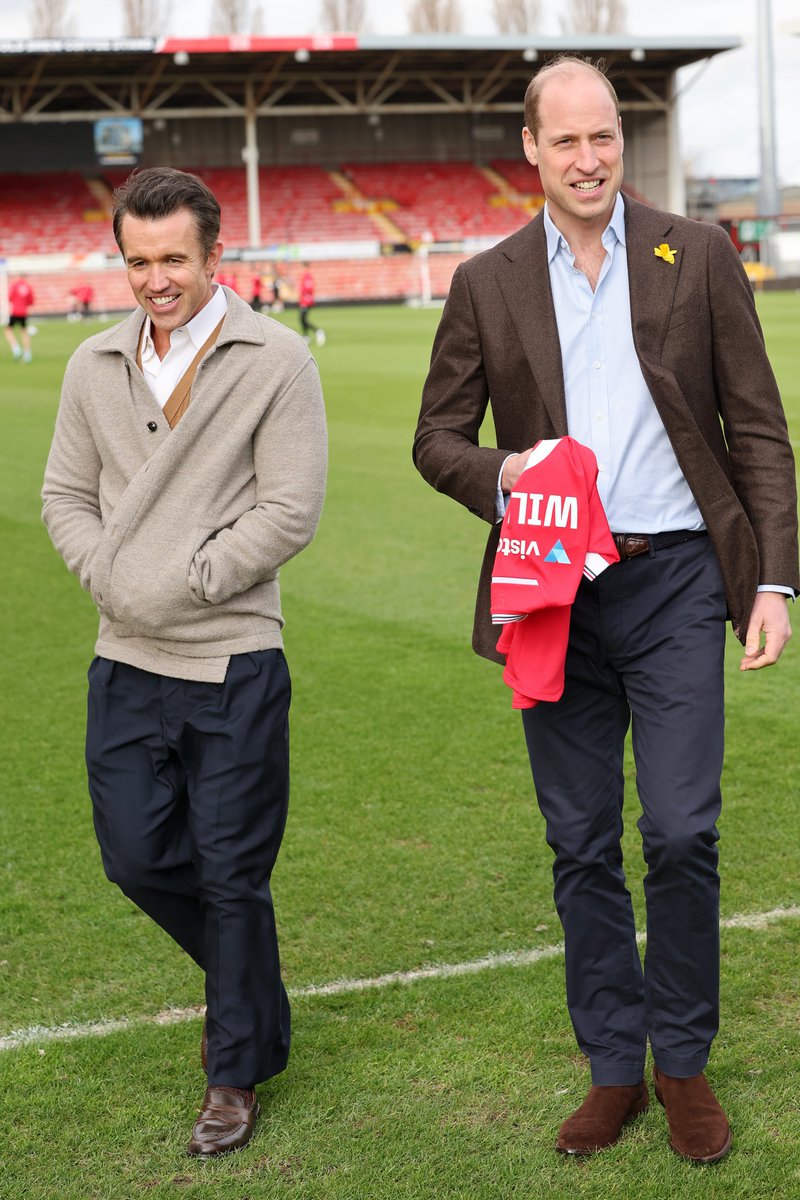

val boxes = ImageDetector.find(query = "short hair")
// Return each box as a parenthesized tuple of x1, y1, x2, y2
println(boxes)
(524, 54, 620, 140)
(112, 167, 221, 260)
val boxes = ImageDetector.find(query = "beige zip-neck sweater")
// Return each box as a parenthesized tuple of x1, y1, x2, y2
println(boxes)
(42, 288, 327, 681)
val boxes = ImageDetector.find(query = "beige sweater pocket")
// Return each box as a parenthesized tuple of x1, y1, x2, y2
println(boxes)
(105, 522, 213, 636)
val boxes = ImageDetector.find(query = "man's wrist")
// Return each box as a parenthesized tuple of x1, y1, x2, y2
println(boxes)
(496, 454, 517, 521)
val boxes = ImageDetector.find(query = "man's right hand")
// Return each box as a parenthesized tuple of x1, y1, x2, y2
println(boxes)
(501, 448, 536, 494)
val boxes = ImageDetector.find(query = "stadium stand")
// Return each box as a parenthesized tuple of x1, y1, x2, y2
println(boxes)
(1, 161, 548, 313)
(342, 161, 535, 241)
(98, 165, 381, 247)
(1, 162, 544, 259)
(0, 171, 117, 257)
(202, 166, 380, 245)
(491, 158, 545, 198)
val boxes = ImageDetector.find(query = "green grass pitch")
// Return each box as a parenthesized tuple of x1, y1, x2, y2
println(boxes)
(0, 296, 798, 1198)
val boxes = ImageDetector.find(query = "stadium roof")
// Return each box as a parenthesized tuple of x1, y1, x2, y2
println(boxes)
(0, 34, 740, 123)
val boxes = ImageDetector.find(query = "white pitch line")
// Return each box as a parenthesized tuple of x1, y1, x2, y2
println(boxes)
(292, 941, 566, 998)
(2, 905, 798, 1053)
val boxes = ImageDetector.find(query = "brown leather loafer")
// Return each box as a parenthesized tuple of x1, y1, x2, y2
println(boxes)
(187, 1086, 259, 1158)
(556, 1081, 649, 1155)
(653, 1067, 731, 1163)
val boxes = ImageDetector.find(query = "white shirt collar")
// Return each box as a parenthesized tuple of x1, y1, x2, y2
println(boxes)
(141, 282, 228, 359)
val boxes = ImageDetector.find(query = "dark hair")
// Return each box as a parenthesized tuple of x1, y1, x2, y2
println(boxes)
(524, 54, 620, 140)
(112, 167, 221, 259)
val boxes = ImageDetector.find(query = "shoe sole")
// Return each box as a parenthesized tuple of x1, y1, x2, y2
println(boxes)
(188, 1140, 252, 1160)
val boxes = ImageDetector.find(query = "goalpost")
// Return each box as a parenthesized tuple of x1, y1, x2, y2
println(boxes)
(417, 241, 432, 306)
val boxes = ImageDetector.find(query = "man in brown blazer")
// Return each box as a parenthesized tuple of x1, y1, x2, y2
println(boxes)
(414, 56, 798, 1163)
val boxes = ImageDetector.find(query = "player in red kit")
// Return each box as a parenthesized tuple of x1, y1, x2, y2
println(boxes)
(5, 276, 35, 362)
(298, 265, 325, 346)
(68, 282, 95, 322)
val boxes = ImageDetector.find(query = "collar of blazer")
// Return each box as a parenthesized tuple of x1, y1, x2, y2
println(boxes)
(494, 193, 683, 431)
(90, 286, 269, 361)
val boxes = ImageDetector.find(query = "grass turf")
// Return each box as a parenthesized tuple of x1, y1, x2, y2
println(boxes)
(0, 295, 798, 1196)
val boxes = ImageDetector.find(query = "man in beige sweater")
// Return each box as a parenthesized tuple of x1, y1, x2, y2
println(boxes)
(42, 168, 327, 1158)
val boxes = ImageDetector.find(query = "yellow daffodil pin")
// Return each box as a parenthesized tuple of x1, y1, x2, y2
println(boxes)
(654, 242, 677, 264)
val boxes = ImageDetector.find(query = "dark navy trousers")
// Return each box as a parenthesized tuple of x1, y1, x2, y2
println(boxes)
(85, 649, 291, 1088)
(522, 537, 727, 1085)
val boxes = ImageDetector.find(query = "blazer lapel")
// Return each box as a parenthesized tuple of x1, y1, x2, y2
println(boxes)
(495, 215, 568, 435)
(624, 194, 683, 369)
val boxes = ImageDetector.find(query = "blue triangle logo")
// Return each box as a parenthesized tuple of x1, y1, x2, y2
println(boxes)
(544, 539, 571, 564)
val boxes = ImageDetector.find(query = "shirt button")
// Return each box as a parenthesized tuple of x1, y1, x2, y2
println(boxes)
(146, 421, 158, 432)
(593, 361, 601, 370)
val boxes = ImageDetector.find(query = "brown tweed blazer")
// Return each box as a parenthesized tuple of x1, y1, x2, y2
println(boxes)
(413, 194, 799, 662)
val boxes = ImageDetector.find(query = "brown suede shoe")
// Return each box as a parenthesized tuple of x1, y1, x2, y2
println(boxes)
(556, 1082, 649, 1155)
(187, 1086, 259, 1158)
(200, 1016, 208, 1073)
(653, 1067, 731, 1163)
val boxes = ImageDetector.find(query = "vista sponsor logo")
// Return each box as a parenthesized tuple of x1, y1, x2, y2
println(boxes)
(497, 538, 540, 559)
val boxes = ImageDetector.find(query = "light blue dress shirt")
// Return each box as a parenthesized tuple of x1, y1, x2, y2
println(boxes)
(544, 192, 703, 534)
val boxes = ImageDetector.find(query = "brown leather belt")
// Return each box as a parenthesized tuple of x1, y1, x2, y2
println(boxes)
(612, 530, 707, 561)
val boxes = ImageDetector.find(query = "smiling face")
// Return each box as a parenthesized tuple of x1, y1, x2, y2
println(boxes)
(119, 207, 223, 358)
(522, 66, 624, 242)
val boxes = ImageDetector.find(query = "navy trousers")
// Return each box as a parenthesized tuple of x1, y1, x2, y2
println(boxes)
(85, 649, 291, 1087)
(521, 537, 727, 1085)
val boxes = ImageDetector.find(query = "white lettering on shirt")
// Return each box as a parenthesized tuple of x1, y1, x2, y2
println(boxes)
(510, 492, 578, 529)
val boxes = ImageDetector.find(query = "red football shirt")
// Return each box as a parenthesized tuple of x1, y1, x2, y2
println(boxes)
(299, 272, 315, 307)
(9, 279, 34, 317)
(491, 437, 618, 708)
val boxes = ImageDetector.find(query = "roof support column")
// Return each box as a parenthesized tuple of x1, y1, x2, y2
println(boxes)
(666, 68, 686, 216)
(756, 0, 781, 218)
(243, 82, 261, 249)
